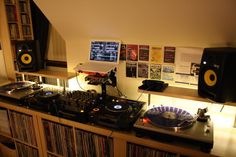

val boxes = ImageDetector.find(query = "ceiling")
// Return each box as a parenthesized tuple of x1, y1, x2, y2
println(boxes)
(33, 0, 236, 45)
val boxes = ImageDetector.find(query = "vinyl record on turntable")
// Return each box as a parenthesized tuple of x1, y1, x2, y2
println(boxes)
(36, 91, 59, 100)
(144, 106, 194, 129)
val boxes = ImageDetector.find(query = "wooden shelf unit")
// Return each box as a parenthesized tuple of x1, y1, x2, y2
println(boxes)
(0, 99, 224, 157)
(4, 0, 34, 40)
(15, 69, 75, 80)
(0, 105, 43, 157)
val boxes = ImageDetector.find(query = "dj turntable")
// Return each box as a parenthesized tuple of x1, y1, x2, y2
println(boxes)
(0, 81, 38, 99)
(89, 96, 145, 129)
(134, 106, 213, 152)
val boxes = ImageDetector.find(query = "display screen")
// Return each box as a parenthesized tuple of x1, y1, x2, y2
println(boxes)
(90, 41, 120, 62)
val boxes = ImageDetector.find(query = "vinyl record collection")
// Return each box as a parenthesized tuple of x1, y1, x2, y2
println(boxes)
(16, 142, 39, 157)
(8, 111, 37, 146)
(75, 129, 113, 157)
(42, 120, 75, 157)
(0, 108, 11, 135)
(47, 154, 57, 157)
(127, 143, 176, 157)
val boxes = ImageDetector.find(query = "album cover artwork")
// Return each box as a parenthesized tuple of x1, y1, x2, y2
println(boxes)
(138, 62, 149, 78)
(150, 46, 162, 64)
(127, 44, 138, 61)
(139, 45, 149, 61)
(120, 44, 127, 60)
(164, 46, 175, 63)
(126, 62, 137, 78)
(162, 65, 175, 81)
(150, 64, 162, 80)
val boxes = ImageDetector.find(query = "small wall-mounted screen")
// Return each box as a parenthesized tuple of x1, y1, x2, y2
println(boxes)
(89, 41, 120, 63)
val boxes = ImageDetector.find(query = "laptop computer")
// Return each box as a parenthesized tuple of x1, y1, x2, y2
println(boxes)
(74, 40, 121, 74)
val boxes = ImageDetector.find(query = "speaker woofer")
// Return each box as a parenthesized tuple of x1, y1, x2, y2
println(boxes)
(20, 53, 33, 65)
(203, 69, 217, 87)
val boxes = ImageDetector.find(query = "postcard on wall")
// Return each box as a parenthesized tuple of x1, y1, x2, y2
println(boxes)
(150, 64, 162, 80)
(175, 73, 198, 86)
(162, 65, 175, 81)
(127, 44, 138, 61)
(138, 62, 149, 78)
(139, 45, 149, 61)
(175, 47, 203, 74)
(120, 44, 127, 60)
(126, 62, 137, 78)
(150, 46, 162, 64)
(164, 46, 175, 63)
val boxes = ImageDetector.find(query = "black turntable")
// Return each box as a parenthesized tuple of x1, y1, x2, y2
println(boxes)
(23, 90, 61, 115)
(134, 106, 213, 152)
(0, 81, 37, 99)
(89, 96, 145, 130)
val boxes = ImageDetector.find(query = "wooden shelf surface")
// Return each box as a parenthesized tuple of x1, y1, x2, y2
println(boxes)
(139, 86, 236, 106)
(138, 86, 212, 102)
(15, 69, 76, 80)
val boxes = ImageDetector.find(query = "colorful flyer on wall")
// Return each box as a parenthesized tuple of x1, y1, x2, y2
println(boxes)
(162, 65, 175, 81)
(150, 46, 162, 64)
(138, 62, 149, 78)
(139, 45, 149, 61)
(127, 44, 138, 61)
(126, 62, 137, 78)
(120, 44, 126, 60)
(164, 46, 175, 63)
(150, 64, 162, 80)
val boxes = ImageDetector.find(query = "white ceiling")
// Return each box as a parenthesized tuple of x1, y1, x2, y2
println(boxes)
(33, 0, 236, 45)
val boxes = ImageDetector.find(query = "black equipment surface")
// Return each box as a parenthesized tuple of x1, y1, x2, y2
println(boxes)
(23, 90, 60, 115)
(134, 106, 213, 152)
(58, 90, 98, 123)
(89, 96, 145, 129)
(138, 80, 168, 92)
(198, 47, 236, 103)
(21, 89, 144, 129)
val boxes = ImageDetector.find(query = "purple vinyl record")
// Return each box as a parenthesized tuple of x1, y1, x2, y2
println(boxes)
(144, 106, 194, 129)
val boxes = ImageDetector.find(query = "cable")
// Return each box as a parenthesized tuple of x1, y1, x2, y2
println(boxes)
(75, 72, 87, 91)
(136, 85, 153, 101)
(136, 92, 144, 101)
(114, 86, 126, 98)
(220, 104, 225, 112)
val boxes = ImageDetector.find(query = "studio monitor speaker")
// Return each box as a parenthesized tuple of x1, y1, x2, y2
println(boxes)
(15, 40, 41, 72)
(198, 47, 236, 103)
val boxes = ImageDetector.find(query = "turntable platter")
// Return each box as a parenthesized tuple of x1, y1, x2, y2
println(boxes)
(0, 81, 33, 92)
(145, 106, 194, 129)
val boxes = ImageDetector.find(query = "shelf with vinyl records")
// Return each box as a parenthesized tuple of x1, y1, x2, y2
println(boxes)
(4, 0, 34, 40)
(0, 105, 44, 157)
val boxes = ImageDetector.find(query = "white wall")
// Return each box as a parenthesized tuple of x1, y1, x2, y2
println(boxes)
(33, 0, 236, 99)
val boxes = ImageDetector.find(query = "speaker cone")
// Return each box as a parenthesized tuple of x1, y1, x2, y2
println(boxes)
(203, 69, 217, 87)
(20, 53, 32, 65)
